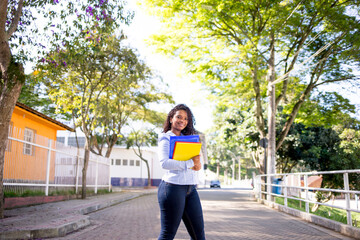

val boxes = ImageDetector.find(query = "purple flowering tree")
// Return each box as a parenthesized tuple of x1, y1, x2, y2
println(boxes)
(0, 0, 131, 218)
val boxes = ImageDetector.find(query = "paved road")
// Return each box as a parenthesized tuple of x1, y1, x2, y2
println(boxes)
(52, 189, 354, 240)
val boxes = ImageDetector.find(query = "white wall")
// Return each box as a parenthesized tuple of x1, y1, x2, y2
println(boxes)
(55, 132, 166, 183)
(109, 146, 165, 180)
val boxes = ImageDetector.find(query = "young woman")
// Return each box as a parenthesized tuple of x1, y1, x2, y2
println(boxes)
(157, 104, 205, 240)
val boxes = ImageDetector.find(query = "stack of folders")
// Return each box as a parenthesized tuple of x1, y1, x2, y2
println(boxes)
(169, 135, 202, 161)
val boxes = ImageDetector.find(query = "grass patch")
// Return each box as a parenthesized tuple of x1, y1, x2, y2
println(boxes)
(275, 196, 360, 228)
(4, 190, 45, 198)
(96, 188, 112, 195)
(5, 188, 112, 198)
(49, 189, 76, 196)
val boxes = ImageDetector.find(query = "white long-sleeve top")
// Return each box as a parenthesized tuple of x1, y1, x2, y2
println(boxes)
(157, 130, 200, 185)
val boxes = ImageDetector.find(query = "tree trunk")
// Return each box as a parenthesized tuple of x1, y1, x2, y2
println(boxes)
(131, 143, 152, 187)
(104, 134, 117, 158)
(252, 63, 266, 138)
(144, 159, 151, 187)
(81, 139, 90, 199)
(267, 32, 276, 200)
(0, 74, 23, 218)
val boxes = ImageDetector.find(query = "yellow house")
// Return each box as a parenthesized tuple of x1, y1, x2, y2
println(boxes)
(4, 102, 74, 182)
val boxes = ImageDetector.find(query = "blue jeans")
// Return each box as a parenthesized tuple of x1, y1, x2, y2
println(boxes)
(157, 181, 205, 240)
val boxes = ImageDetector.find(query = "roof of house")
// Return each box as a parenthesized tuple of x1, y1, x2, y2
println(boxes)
(16, 102, 74, 132)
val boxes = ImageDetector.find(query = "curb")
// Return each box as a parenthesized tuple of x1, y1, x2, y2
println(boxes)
(4, 195, 78, 209)
(1, 215, 90, 240)
(0, 191, 156, 240)
(257, 198, 360, 239)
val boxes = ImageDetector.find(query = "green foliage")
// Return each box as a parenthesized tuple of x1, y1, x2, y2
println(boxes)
(142, 0, 360, 91)
(290, 92, 356, 128)
(278, 91, 360, 174)
(209, 90, 360, 178)
(17, 74, 70, 120)
(34, 15, 172, 156)
(4, 191, 18, 198)
(206, 107, 256, 176)
(142, 0, 360, 176)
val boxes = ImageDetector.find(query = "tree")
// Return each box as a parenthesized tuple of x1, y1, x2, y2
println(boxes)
(0, 0, 128, 218)
(126, 128, 158, 187)
(142, 0, 360, 179)
(207, 104, 263, 174)
(36, 18, 173, 198)
(207, 90, 358, 176)
(0, 0, 25, 220)
(89, 53, 172, 158)
(37, 27, 143, 197)
(38, 31, 117, 199)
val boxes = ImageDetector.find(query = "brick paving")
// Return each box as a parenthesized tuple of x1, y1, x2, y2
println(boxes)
(50, 189, 354, 240)
(1, 189, 156, 239)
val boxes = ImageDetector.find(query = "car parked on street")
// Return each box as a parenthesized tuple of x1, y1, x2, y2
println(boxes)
(210, 180, 221, 188)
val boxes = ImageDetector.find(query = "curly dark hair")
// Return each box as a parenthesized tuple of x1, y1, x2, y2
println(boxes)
(162, 104, 196, 135)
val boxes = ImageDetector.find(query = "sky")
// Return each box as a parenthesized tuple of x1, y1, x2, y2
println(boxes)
(122, 1, 215, 133)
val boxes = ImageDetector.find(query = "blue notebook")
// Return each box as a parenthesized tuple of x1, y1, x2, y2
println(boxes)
(169, 135, 200, 159)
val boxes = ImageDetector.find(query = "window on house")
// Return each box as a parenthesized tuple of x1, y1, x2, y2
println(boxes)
(68, 137, 85, 147)
(115, 159, 121, 165)
(130, 160, 134, 166)
(57, 137, 65, 144)
(136, 160, 140, 167)
(23, 128, 36, 155)
(6, 122, 13, 152)
(111, 159, 114, 165)
(122, 159, 128, 166)
(60, 158, 73, 165)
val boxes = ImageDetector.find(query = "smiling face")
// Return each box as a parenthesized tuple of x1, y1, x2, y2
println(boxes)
(170, 110, 188, 135)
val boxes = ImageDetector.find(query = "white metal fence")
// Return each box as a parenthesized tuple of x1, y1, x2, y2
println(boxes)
(4, 127, 110, 196)
(254, 170, 360, 227)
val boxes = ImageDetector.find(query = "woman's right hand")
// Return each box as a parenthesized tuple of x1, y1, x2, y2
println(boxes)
(192, 155, 201, 171)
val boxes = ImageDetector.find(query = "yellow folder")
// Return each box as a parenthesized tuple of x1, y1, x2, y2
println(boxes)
(172, 142, 202, 161)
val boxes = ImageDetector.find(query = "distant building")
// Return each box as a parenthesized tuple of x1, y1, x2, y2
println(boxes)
(109, 146, 165, 187)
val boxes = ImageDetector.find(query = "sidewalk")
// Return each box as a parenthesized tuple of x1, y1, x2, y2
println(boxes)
(0, 188, 157, 240)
